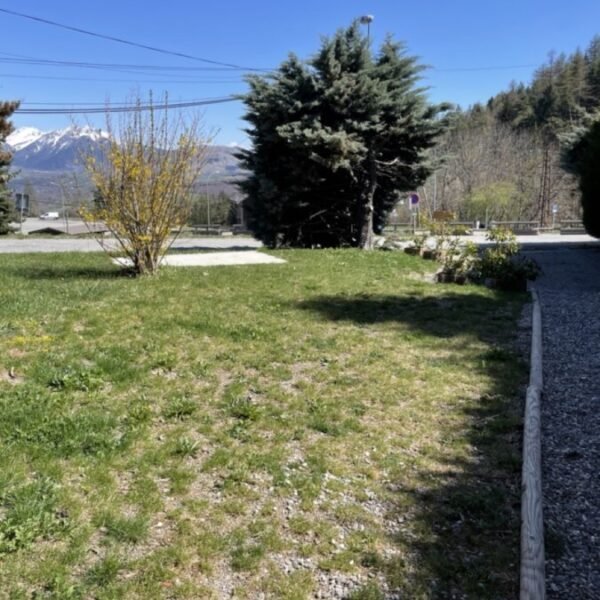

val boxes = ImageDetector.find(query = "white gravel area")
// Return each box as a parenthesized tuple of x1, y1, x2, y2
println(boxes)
(525, 247, 600, 599)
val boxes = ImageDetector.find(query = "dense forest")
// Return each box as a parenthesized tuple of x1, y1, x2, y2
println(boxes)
(416, 35, 600, 227)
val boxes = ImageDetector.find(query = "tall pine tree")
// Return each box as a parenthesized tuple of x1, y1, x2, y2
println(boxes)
(238, 23, 448, 248)
(0, 100, 19, 234)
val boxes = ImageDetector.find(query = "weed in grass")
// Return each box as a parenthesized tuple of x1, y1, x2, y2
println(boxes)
(0, 388, 130, 458)
(230, 540, 265, 572)
(38, 574, 83, 600)
(125, 399, 154, 428)
(162, 396, 198, 421)
(47, 365, 104, 392)
(228, 420, 254, 442)
(171, 436, 200, 458)
(85, 553, 123, 587)
(150, 351, 178, 371)
(360, 550, 385, 569)
(0, 476, 68, 553)
(126, 476, 162, 513)
(221, 498, 247, 517)
(288, 515, 312, 536)
(96, 513, 149, 544)
(162, 466, 195, 495)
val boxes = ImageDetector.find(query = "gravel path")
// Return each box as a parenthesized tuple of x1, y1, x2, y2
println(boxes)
(525, 246, 600, 599)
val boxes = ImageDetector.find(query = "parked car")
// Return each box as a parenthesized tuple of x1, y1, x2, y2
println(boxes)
(40, 212, 60, 220)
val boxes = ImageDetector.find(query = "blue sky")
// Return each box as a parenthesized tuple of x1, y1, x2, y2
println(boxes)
(2, 1, 599, 145)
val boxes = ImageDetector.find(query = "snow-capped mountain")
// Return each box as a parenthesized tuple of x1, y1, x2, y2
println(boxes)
(6, 126, 44, 150)
(6, 125, 245, 208)
(8, 126, 109, 171)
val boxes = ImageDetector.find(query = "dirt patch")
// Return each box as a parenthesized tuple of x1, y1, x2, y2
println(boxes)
(1, 367, 24, 385)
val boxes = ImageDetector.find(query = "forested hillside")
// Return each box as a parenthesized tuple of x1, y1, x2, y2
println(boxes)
(421, 35, 600, 227)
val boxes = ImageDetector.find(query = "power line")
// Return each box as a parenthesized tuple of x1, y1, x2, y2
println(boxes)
(0, 52, 261, 73)
(20, 98, 236, 106)
(0, 7, 269, 72)
(434, 64, 537, 72)
(0, 72, 244, 84)
(0, 11, 540, 76)
(15, 96, 240, 114)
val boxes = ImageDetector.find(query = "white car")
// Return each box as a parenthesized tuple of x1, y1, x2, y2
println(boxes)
(40, 212, 60, 220)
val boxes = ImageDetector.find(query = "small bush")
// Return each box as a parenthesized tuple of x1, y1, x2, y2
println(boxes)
(478, 228, 540, 289)
(434, 228, 540, 289)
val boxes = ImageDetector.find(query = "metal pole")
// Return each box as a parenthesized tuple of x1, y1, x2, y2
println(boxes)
(206, 185, 211, 230)
(360, 15, 374, 46)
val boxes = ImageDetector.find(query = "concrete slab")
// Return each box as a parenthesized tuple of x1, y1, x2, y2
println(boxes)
(112, 251, 286, 268)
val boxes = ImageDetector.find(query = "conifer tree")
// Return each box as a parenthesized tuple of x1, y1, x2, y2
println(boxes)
(563, 119, 600, 237)
(0, 100, 19, 235)
(238, 23, 448, 248)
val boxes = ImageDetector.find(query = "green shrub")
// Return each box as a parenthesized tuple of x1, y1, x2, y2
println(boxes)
(478, 228, 540, 289)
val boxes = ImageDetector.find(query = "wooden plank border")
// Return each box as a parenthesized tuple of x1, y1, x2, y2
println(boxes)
(520, 288, 545, 599)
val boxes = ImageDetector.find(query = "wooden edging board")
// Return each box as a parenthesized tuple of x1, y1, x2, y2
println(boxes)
(520, 288, 545, 600)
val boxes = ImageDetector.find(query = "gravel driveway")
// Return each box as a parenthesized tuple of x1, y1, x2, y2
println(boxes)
(525, 246, 600, 599)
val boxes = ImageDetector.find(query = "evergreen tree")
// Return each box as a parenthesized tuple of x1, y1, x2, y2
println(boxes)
(0, 100, 19, 234)
(238, 23, 448, 248)
(563, 119, 600, 237)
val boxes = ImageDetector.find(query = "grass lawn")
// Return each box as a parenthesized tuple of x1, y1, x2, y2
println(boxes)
(0, 249, 526, 599)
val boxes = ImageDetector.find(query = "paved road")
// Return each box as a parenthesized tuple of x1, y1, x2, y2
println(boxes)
(0, 236, 262, 254)
(1, 230, 597, 254)
(524, 246, 600, 599)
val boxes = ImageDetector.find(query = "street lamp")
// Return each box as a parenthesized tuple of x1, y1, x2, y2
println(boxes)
(360, 15, 374, 44)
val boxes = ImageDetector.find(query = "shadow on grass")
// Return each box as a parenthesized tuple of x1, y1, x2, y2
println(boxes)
(299, 293, 524, 598)
(3, 264, 130, 281)
(169, 245, 260, 253)
(299, 292, 518, 341)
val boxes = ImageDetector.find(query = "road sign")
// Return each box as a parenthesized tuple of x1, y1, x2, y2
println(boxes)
(409, 193, 420, 207)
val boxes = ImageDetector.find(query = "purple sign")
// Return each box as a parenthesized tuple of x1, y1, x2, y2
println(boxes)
(409, 193, 420, 206)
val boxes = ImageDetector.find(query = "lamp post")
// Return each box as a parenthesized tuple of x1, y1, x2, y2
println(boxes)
(359, 14, 374, 44)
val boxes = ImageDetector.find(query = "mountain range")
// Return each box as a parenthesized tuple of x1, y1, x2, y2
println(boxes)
(6, 126, 245, 210)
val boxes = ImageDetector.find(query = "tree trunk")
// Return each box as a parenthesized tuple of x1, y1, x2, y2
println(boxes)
(536, 141, 554, 227)
(359, 150, 377, 250)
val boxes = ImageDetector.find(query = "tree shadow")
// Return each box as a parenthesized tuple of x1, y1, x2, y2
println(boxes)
(169, 245, 260, 253)
(2, 264, 130, 281)
(298, 293, 524, 598)
(298, 292, 519, 342)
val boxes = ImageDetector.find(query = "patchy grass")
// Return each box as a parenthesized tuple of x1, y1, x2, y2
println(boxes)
(0, 249, 526, 598)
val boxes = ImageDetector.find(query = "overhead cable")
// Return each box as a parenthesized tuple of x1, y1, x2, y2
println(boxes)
(15, 96, 240, 114)
(0, 7, 269, 71)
